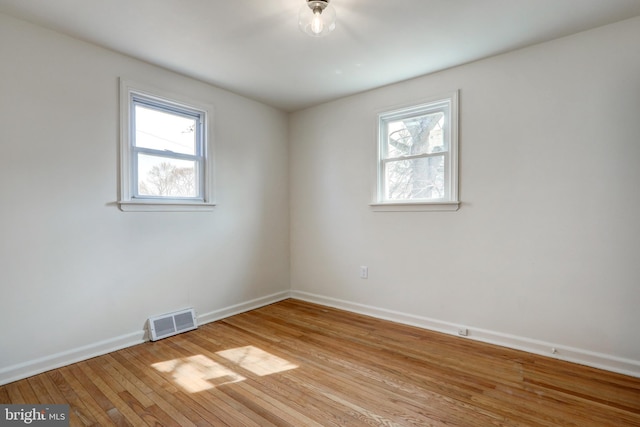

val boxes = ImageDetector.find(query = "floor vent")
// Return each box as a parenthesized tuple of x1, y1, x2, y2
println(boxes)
(148, 308, 197, 341)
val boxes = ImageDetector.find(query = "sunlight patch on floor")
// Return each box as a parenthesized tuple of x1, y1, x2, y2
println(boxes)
(151, 346, 297, 392)
(216, 345, 298, 376)
(152, 354, 245, 393)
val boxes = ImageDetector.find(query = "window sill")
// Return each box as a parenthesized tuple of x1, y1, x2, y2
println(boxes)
(370, 201, 460, 212)
(118, 200, 216, 212)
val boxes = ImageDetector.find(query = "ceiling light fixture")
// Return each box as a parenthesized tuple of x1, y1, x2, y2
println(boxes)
(299, 0, 336, 37)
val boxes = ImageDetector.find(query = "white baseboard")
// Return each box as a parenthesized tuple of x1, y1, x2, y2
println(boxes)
(0, 291, 291, 386)
(197, 291, 291, 325)
(0, 331, 146, 387)
(290, 290, 640, 379)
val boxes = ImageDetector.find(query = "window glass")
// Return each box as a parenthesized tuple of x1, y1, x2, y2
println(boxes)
(134, 104, 198, 155)
(384, 156, 445, 201)
(384, 112, 445, 158)
(137, 154, 199, 198)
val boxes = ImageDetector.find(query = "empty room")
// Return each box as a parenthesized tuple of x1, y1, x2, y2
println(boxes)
(1, 1, 639, 425)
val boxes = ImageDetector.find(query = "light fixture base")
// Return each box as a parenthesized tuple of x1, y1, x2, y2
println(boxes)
(307, 0, 329, 12)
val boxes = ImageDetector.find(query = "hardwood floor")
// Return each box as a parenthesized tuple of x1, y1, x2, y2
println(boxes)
(1, 299, 639, 426)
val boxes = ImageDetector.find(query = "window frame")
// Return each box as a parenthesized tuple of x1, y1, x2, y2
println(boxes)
(371, 91, 460, 212)
(118, 79, 215, 212)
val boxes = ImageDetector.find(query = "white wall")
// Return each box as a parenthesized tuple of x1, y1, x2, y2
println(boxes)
(0, 13, 290, 382)
(290, 17, 640, 375)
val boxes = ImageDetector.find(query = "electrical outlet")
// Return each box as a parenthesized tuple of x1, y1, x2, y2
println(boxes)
(360, 266, 368, 279)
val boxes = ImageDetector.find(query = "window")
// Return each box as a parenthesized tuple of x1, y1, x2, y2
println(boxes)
(372, 92, 459, 211)
(119, 79, 215, 211)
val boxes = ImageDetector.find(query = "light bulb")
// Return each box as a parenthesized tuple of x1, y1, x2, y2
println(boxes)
(310, 10, 324, 35)
(299, 0, 336, 37)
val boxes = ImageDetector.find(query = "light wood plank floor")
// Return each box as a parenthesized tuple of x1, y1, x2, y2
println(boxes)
(1, 299, 639, 426)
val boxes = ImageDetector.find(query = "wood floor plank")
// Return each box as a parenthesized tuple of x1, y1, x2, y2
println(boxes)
(59, 365, 117, 426)
(67, 362, 136, 426)
(118, 346, 179, 394)
(67, 363, 116, 414)
(15, 378, 38, 404)
(118, 390, 169, 426)
(26, 376, 55, 405)
(48, 369, 96, 426)
(4, 382, 24, 404)
(77, 361, 148, 426)
(36, 372, 67, 404)
(222, 379, 324, 427)
(523, 359, 640, 412)
(0, 386, 10, 404)
(0, 299, 639, 426)
(94, 356, 155, 408)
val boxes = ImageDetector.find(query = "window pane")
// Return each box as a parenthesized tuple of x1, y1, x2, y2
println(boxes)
(137, 154, 198, 198)
(134, 104, 197, 155)
(385, 112, 445, 158)
(384, 155, 445, 201)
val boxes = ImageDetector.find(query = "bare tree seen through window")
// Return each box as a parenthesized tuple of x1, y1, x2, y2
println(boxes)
(385, 112, 445, 200)
(139, 161, 197, 197)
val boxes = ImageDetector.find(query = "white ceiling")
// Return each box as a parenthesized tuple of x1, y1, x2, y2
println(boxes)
(1, 0, 640, 112)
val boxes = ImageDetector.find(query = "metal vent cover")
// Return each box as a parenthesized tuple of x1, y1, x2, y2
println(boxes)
(148, 308, 197, 341)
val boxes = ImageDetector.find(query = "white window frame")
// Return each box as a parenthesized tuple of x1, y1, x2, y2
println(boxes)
(371, 91, 460, 212)
(118, 79, 215, 212)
